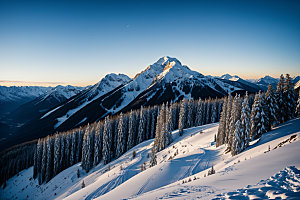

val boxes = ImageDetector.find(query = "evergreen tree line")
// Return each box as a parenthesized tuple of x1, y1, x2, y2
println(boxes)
(216, 74, 298, 156)
(34, 97, 224, 184)
(150, 98, 224, 167)
(0, 141, 36, 187)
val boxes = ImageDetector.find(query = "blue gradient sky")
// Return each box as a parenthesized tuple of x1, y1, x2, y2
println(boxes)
(0, 0, 299, 86)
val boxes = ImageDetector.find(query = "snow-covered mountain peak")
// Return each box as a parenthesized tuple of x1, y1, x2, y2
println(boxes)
(89, 73, 131, 97)
(154, 56, 182, 66)
(257, 75, 278, 83)
(220, 74, 241, 81)
(37, 85, 82, 102)
(155, 58, 203, 83)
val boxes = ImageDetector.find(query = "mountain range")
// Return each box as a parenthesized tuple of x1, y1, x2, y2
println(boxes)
(0, 56, 298, 151)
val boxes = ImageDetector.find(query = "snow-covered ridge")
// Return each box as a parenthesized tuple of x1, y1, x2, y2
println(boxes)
(154, 57, 204, 83)
(0, 86, 52, 103)
(48, 73, 131, 128)
(36, 85, 83, 104)
(220, 73, 241, 81)
(105, 57, 177, 114)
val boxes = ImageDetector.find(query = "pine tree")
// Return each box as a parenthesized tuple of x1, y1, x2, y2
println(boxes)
(227, 94, 242, 149)
(206, 100, 211, 124)
(145, 108, 151, 140)
(76, 128, 84, 163)
(93, 122, 103, 167)
(45, 136, 54, 182)
(34, 139, 43, 181)
(178, 99, 186, 136)
(240, 93, 251, 149)
(81, 124, 89, 171)
(224, 94, 232, 144)
(210, 100, 218, 123)
(195, 99, 203, 126)
(217, 98, 223, 122)
(64, 133, 71, 169)
(276, 74, 285, 123)
(102, 116, 112, 165)
(216, 97, 228, 147)
(41, 138, 47, 183)
(260, 93, 269, 134)
(137, 107, 146, 144)
(296, 95, 300, 117)
(186, 100, 194, 128)
(250, 92, 266, 140)
(127, 110, 136, 151)
(231, 119, 242, 156)
(265, 84, 278, 128)
(165, 102, 173, 146)
(70, 131, 77, 166)
(283, 74, 297, 121)
(116, 113, 126, 158)
(59, 134, 65, 171)
(149, 145, 157, 167)
(150, 107, 158, 139)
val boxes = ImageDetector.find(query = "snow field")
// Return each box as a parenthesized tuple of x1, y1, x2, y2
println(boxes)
(1, 118, 300, 200)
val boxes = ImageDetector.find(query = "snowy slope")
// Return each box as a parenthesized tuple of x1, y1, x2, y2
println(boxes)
(2, 117, 300, 200)
(132, 118, 300, 200)
(41, 73, 131, 127)
(10, 85, 83, 124)
(37, 85, 82, 104)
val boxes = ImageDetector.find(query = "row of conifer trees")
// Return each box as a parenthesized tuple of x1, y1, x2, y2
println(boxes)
(216, 74, 298, 156)
(33, 97, 224, 184)
(0, 141, 36, 188)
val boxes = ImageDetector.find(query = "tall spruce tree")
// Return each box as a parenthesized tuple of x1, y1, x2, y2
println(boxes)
(127, 110, 136, 151)
(45, 136, 54, 182)
(227, 94, 242, 150)
(116, 113, 126, 158)
(178, 99, 186, 136)
(283, 74, 297, 121)
(102, 116, 112, 165)
(216, 97, 228, 147)
(231, 119, 242, 156)
(240, 93, 251, 149)
(137, 107, 146, 144)
(276, 74, 285, 123)
(41, 138, 47, 183)
(195, 99, 203, 126)
(93, 122, 103, 167)
(265, 84, 278, 128)
(296, 95, 300, 117)
(224, 94, 232, 144)
(250, 92, 267, 140)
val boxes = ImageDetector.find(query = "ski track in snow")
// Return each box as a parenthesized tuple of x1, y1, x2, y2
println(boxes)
(84, 145, 150, 200)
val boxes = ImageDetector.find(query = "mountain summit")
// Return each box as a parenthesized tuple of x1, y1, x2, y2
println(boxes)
(9, 57, 261, 149)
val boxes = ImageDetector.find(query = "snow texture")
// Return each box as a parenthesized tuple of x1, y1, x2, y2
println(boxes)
(1, 116, 299, 200)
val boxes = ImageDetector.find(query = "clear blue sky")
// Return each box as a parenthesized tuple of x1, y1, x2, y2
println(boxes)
(0, 0, 299, 86)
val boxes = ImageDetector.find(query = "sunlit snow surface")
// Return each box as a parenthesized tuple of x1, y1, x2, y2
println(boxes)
(1, 118, 300, 200)
(213, 166, 300, 200)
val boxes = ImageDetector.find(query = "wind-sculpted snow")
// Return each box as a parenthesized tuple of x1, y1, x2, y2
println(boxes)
(213, 166, 300, 200)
